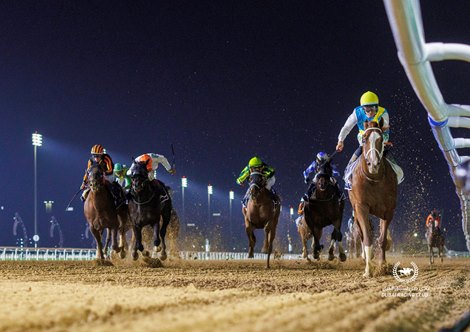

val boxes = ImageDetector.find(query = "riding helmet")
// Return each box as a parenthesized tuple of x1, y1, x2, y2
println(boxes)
(360, 91, 379, 106)
(91, 144, 104, 155)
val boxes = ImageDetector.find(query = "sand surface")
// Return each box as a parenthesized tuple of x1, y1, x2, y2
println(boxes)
(0, 256, 468, 332)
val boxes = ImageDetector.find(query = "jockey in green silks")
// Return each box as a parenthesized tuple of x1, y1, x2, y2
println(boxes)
(236, 156, 279, 207)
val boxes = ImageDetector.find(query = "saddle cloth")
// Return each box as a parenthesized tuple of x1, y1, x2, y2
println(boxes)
(344, 157, 404, 187)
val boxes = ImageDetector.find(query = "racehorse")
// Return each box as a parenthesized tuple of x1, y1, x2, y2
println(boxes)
(303, 162, 346, 261)
(349, 121, 397, 277)
(296, 216, 313, 259)
(346, 216, 362, 259)
(128, 161, 172, 261)
(242, 171, 280, 268)
(83, 163, 121, 261)
(426, 219, 445, 264)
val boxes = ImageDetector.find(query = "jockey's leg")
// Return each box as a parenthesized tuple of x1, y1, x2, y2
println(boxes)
(81, 188, 90, 202)
(344, 147, 362, 190)
(241, 187, 250, 207)
(298, 182, 314, 215)
(265, 176, 279, 205)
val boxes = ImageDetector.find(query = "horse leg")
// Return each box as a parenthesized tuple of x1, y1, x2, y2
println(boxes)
(132, 224, 144, 260)
(356, 206, 373, 277)
(328, 232, 335, 261)
(312, 227, 323, 260)
(111, 227, 119, 254)
(262, 224, 270, 254)
(157, 205, 171, 261)
(245, 225, 256, 258)
(266, 226, 276, 269)
(377, 219, 391, 270)
(335, 227, 347, 262)
(301, 232, 308, 259)
(90, 227, 104, 260)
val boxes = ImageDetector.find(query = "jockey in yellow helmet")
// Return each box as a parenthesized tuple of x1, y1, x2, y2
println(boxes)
(335, 91, 391, 190)
(236, 156, 279, 206)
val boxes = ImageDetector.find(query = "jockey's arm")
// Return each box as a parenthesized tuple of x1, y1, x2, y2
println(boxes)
(303, 162, 316, 180)
(149, 153, 172, 172)
(337, 111, 358, 149)
(102, 155, 114, 176)
(236, 166, 250, 185)
(381, 112, 390, 143)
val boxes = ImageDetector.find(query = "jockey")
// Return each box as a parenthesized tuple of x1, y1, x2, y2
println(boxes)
(236, 156, 279, 206)
(81, 144, 123, 206)
(114, 163, 131, 191)
(426, 209, 441, 229)
(297, 152, 343, 215)
(128, 153, 176, 198)
(128, 153, 176, 180)
(335, 91, 391, 189)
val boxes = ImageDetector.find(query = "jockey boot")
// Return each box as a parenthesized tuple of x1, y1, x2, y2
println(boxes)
(241, 195, 249, 208)
(298, 201, 305, 215)
(81, 188, 90, 202)
(270, 188, 280, 206)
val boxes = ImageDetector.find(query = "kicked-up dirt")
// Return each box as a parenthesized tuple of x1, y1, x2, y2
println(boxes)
(0, 256, 468, 332)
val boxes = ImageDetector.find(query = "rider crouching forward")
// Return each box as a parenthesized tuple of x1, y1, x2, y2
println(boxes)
(336, 91, 391, 190)
(81, 144, 124, 206)
(128, 153, 176, 195)
(297, 151, 343, 215)
(236, 156, 280, 207)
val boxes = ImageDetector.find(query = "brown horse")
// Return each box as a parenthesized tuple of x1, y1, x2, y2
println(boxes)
(346, 216, 362, 259)
(349, 121, 397, 277)
(304, 163, 346, 261)
(426, 220, 445, 265)
(128, 161, 172, 261)
(83, 163, 121, 261)
(296, 216, 313, 259)
(242, 171, 280, 268)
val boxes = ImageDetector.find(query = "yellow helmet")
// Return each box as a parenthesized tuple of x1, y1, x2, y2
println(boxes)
(248, 156, 263, 167)
(360, 91, 379, 106)
(91, 144, 104, 155)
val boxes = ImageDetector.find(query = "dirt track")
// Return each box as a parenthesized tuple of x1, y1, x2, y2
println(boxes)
(0, 256, 468, 332)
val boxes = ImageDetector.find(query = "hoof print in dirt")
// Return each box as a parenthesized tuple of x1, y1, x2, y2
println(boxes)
(141, 257, 163, 268)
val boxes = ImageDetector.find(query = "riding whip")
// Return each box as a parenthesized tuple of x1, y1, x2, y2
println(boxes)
(65, 187, 83, 211)
(171, 143, 176, 170)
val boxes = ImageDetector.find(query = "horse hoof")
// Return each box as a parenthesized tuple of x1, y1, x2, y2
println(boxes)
(362, 271, 372, 278)
(143, 250, 150, 257)
(248, 254, 254, 258)
(132, 252, 139, 261)
(160, 252, 167, 261)
(120, 249, 126, 259)
(328, 254, 335, 261)
(339, 253, 347, 262)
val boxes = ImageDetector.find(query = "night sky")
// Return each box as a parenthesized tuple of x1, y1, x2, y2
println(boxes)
(0, 1, 469, 250)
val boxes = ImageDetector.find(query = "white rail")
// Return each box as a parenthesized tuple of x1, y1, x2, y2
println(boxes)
(0, 247, 303, 261)
(384, 0, 470, 252)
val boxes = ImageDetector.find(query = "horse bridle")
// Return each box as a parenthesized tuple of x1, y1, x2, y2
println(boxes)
(88, 166, 105, 191)
(248, 171, 265, 197)
(363, 127, 384, 163)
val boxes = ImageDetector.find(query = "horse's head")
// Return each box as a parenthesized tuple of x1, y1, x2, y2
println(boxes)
(315, 162, 333, 192)
(362, 121, 384, 174)
(248, 169, 267, 200)
(87, 163, 105, 191)
(130, 161, 150, 193)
